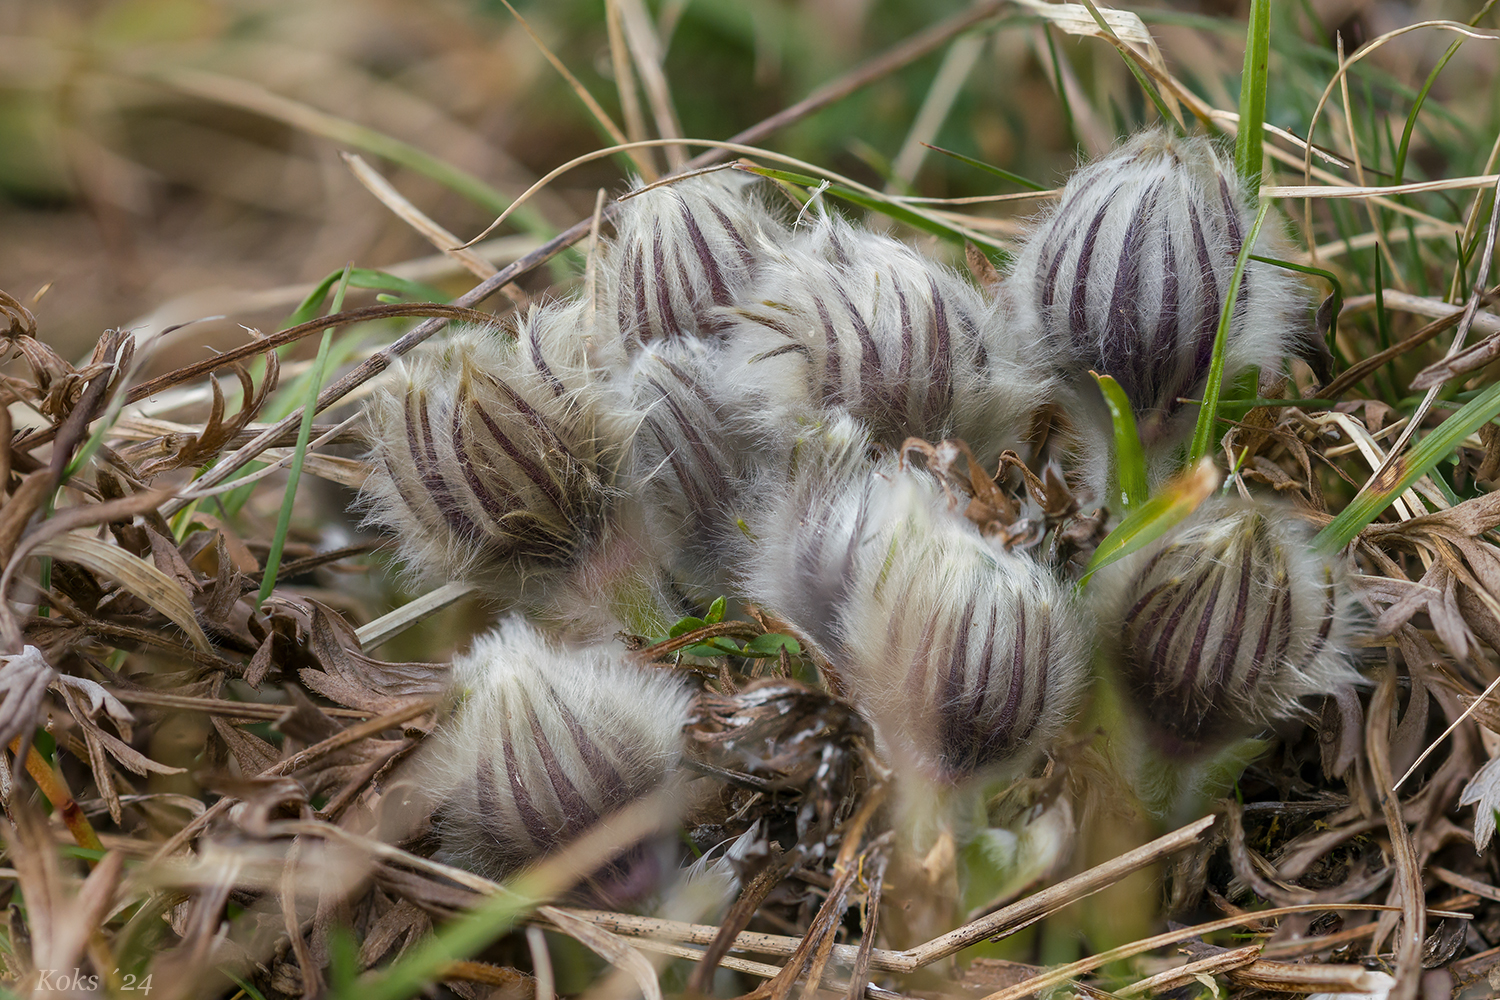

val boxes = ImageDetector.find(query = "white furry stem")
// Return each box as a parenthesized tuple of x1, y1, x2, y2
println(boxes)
(359, 315, 617, 595)
(1091, 495, 1363, 759)
(413, 617, 693, 894)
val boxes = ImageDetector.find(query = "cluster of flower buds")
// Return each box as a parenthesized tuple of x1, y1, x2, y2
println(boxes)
(358, 129, 1366, 883)
(1090, 496, 1361, 761)
(410, 616, 693, 897)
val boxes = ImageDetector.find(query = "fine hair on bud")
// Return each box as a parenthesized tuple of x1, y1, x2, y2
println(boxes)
(726, 213, 1054, 466)
(748, 453, 1090, 781)
(1092, 495, 1363, 759)
(360, 312, 617, 593)
(411, 616, 694, 896)
(600, 172, 788, 353)
(607, 338, 765, 600)
(1005, 129, 1305, 455)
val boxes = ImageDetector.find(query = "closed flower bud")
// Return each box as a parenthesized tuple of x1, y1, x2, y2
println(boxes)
(360, 312, 616, 593)
(1006, 129, 1303, 448)
(728, 215, 1053, 465)
(747, 444, 1090, 781)
(414, 616, 694, 893)
(602, 173, 787, 352)
(607, 338, 764, 600)
(1093, 496, 1360, 758)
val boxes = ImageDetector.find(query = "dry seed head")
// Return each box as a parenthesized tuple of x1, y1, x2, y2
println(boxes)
(415, 616, 693, 888)
(747, 449, 1090, 781)
(1093, 495, 1361, 758)
(1006, 129, 1303, 445)
(600, 172, 788, 355)
(727, 214, 1054, 466)
(360, 314, 617, 593)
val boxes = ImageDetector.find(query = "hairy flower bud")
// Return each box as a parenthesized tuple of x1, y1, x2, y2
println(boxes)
(1093, 496, 1361, 758)
(747, 441, 1090, 781)
(360, 312, 615, 594)
(413, 617, 693, 893)
(727, 215, 1053, 465)
(607, 338, 766, 600)
(601, 173, 788, 352)
(1006, 129, 1304, 450)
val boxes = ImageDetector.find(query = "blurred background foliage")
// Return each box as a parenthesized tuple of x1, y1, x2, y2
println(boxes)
(2, 0, 1494, 367)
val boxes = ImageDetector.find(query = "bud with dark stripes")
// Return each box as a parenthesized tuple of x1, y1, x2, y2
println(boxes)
(601, 172, 787, 352)
(1092, 496, 1360, 758)
(415, 616, 693, 896)
(746, 443, 1090, 781)
(360, 313, 615, 595)
(726, 215, 1053, 467)
(1006, 129, 1302, 449)
(606, 337, 775, 601)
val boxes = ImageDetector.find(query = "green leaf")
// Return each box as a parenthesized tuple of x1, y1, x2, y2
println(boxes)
(668, 616, 707, 639)
(683, 638, 743, 657)
(1081, 459, 1220, 587)
(1235, 0, 1272, 186)
(921, 142, 1045, 191)
(1091, 373, 1148, 513)
(1314, 379, 1500, 552)
(1189, 199, 1273, 462)
(705, 596, 726, 625)
(744, 633, 801, 657)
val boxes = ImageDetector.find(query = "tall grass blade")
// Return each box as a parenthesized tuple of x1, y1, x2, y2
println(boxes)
(1314, 379, 1500, 552)
(1235, 0, 1272, 186)
(1189, 200, 1273, 462)
(256, 267, 351, 609)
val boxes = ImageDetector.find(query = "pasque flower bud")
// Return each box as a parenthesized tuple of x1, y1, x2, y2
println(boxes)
(360, 312, 615, 594)
(726, 214, 1054, 466)
(1092, 496, 1360, 758)
(413, 616, 693, 893)
(1006, 130, 1303, 450)
(746, 437, 1090, 781)
(601, 172, 788, 352)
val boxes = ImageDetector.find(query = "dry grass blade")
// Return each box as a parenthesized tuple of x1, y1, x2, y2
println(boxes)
(1368, 663, 1425, 1000)
(1116, 943, 1261, 996)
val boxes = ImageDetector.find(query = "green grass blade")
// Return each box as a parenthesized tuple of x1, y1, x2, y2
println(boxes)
(345, 877, 542, 1000)
(255, 266, 350, 609)
(288, 268, 451, 327)
(1395, 41, 1462, 185)
(1080, 459, 1220, 587)
(921, 142, 1046, 191)
(1091, 372, 1148, 513)
(1189, 200, 1273, 462)
(1076, 0, 1182, 133)
(1314, 380, 1500, 552)
(1235, 0, 1271, 186)
(736, 165, 1005, 252)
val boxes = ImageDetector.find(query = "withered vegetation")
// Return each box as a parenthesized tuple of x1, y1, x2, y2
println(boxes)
(3, 0, 1500, 998)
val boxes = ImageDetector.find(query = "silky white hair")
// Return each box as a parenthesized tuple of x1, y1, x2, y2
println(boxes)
(1004, 130, 1307, 507)
(1090, 494, 1363, 760)
(593, 170, 789, 362)
(359, 312, 622, 598)
(410, 616, 694, 885)
(744, 438, 1090, 782)
(722, 212, 1055, 467)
